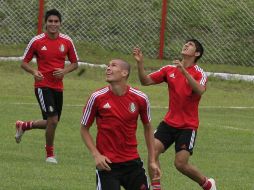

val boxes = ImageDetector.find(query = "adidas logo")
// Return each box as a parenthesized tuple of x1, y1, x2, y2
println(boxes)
(169, 73, 175, 78)
(103, 103, 111, 109)
(41, 46, 47, 51)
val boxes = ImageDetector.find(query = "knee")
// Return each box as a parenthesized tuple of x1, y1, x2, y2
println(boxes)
(47, 117, 58, 127)
(174, 159, 188, 172)
(154, 140, 165, 159)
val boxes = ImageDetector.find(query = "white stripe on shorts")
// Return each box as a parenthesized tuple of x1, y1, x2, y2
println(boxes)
(38, 88, 46, 112)
(96, 169, 102, 190)
(189, 130, 196, 149)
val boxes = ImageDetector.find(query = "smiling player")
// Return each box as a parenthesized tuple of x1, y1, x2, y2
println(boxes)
(15, 9, 78, 164)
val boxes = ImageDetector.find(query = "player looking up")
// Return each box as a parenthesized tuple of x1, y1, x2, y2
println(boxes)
(133, 39, 216, 190)
(80, 59, 161, 190)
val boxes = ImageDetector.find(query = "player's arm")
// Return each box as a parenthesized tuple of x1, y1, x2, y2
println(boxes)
(174, 60, 206, 95)
(80, 126, 111, 171)
(133, 47, 156, 86)
(80, 94, 111, 171)
(21, 62, 44, 81)
(53, 62, 78, 79)
(143, 122, 161, 180)
(22, 39, 44, 81)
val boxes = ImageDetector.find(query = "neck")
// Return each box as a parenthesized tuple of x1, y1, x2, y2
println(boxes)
(182, 57, 196, 68)
(46, 32, 59, 39)
(109, 82, 128, 96)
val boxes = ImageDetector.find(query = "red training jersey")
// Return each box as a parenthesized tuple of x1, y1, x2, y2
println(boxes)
(81, 86, 151, 163)
(149, 64, 207, 130)
(23, 33, 79, 91)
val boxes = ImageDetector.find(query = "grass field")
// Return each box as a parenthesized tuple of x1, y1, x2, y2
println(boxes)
(0, 60, 254, 190)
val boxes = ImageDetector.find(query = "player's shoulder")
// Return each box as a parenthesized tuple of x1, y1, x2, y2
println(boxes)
(29, 33, 46, 44)
(193, 64, 205, 72)
(90, 86, 110, 98)
(193, 64, 207, 76)
(159, 64, 177, 71)
(129, 86, 149, 100)
(59, 33, 74, 42)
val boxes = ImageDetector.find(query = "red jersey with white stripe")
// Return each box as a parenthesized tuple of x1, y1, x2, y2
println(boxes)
(81, 86, 151, 163)
(149, 64, 207, 130)
(23, 33, 78, 91)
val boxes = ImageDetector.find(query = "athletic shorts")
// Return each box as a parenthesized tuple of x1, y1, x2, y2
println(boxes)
(35, 87, 63, 120)
(96, 158, 149, 190)
(154, 121, 197, 155)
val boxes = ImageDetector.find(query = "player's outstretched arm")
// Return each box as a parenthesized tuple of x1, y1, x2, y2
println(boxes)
(133, 47, 155, 86)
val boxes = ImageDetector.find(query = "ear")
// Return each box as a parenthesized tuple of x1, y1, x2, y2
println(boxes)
(122, 70, 128, 78)
(195, 51, 200, 57)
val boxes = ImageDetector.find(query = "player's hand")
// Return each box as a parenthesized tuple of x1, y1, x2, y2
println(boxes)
(133, 47, 144, 64)
(149, 161, 161, 181)
(94, 154, 112, 171)
(173, 59, 184, 73)
(33, 70, 44, 81)
(53, 68, 65, 79)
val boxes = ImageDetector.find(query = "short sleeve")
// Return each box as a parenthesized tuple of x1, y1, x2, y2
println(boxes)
(80, 93, 98, 128)
(23, 38, 36, 63)
(139, 94, 151, 124)
(194, 66, 208, 87)
(67, 39, 79, 63)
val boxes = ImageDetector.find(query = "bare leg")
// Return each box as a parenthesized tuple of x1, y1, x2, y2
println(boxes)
(32, 119, 47, 129)
(45, 115, 58, 146)
(174, 150, 206, 184)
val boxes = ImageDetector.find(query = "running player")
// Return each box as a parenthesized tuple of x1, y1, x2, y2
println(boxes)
(15, 9, 79, 164)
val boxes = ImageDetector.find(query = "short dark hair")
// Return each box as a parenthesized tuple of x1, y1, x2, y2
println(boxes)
(186, 39, 204, 62)
(45, 9, 62, 23)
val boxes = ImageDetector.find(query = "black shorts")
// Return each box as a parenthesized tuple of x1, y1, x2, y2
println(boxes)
(154, 121, 197, 155)
(96, 158, 149, 190)
(35, 87, 63, 120)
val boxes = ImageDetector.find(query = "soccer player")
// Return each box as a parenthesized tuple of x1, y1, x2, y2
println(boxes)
(15, 9, 79, 164)
(133, 39, 216, 190)
(80, 59, 161, 190)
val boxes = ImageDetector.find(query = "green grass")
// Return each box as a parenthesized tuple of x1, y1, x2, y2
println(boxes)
(0, 61, 254, 190)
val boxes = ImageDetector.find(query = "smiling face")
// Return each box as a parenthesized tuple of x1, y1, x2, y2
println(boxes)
(105, 59, 129, 83)
(45, 15, 61, 36)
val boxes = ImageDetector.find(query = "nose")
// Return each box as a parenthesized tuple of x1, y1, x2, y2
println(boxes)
(106, 65, 111, 71)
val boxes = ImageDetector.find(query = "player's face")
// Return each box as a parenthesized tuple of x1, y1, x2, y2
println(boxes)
(181, 41, 199, 57)
(105, 60, 126, 83)
(46, 15, 61, 34)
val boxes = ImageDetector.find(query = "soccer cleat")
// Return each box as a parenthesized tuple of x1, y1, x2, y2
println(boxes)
(46, 156, 58, 164)
(208, 178, 216, 190)
(15, 120, 25, 143)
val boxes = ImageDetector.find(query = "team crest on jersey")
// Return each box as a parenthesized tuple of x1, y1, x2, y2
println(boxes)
(59, 44, 65, 52)
(129, 102, 136, 113)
